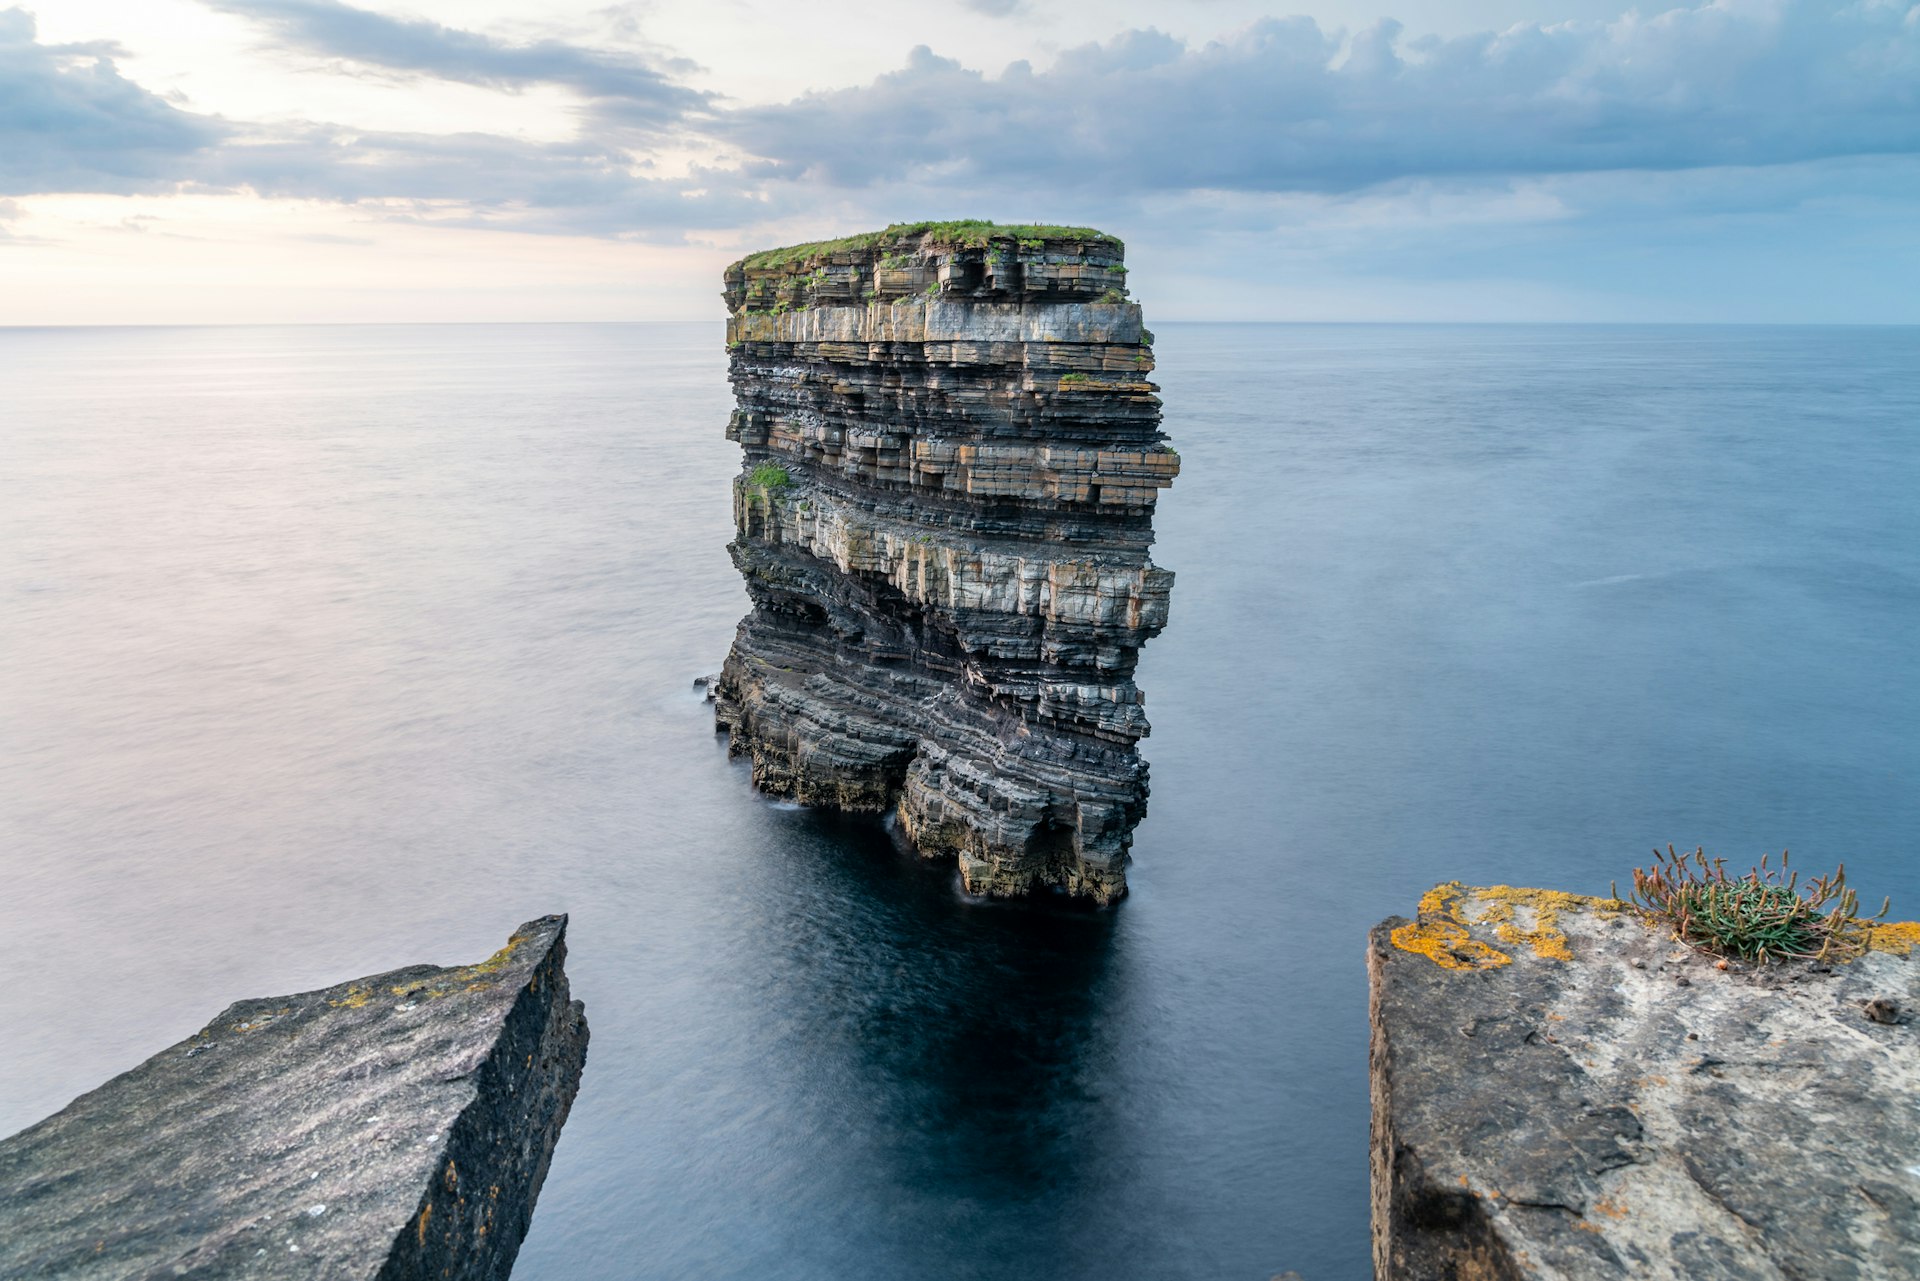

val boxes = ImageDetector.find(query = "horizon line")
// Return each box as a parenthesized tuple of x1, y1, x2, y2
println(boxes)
(4, 319, 1917, 331)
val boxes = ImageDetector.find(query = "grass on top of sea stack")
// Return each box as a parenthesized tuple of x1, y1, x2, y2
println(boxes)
(736, 221, 1120, 271)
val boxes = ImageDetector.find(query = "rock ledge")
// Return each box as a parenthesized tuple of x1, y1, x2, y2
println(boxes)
(1371, 883, 1920, 1279)
(0, 916, 587, 1280)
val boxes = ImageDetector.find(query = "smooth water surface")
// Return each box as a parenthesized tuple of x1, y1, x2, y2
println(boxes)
(3, 323, 1916, 1279)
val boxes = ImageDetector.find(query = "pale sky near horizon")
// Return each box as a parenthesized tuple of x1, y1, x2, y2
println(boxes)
(4, 0, 1918, 323)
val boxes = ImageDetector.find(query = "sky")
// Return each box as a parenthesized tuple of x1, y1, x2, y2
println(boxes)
(3, 0, 1917, 323)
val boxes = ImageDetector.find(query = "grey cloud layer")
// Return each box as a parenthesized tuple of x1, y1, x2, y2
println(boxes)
(729, 2, 1920, 191)
(4, 0, 1917, 236)
(0, 3, 747, 234)
(204, 0, 709, 133)
(202, 127, 773, 235)
(0, 9, 224, 195)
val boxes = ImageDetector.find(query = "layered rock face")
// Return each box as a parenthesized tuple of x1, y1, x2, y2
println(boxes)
(1371, 884, 1920, 1279)
(713, 223, 1178, 903)
(0, 917, 588, 1280)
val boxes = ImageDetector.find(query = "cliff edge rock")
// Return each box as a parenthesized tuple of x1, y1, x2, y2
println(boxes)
(0, 916, 588, 1280)
(713, 221, 1178, 903)
(1370, 884, 1920, 1279)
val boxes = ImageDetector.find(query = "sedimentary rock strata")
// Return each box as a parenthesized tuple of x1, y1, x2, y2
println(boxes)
(1370, 884, 1920, 1279)
(0, 916, 588, 1280)
(713, 222, 1178, 903)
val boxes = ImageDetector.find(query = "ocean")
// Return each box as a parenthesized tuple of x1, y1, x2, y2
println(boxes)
(3, 322, 1916, 1279)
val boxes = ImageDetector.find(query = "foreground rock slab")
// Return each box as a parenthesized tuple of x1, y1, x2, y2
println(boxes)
(0, 916, 588, 1280)
(1371, 884, 1920, 1280)
(714, 221, 1178, 903)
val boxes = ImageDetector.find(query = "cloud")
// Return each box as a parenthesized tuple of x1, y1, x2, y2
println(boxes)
(204, 0, 709, 135)
(0, 3, 747, 236)
(727, 0, 1920, 193)
(957, 0, 1027, 15)
(204, 125, 776, 237)
(0, 8, 226, 196)
(5, 0, 1918, 263)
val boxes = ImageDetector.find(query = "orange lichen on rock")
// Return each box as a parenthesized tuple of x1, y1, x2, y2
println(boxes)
(1390, 883, 1514, 971)
(1472, 886, 1600, 963)
(1865, 920, 1920, 956)
(1391, 883, 1626, 970)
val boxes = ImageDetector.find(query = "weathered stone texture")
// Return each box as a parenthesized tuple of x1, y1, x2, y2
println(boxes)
(714, 224, 1178, 903)
(1371, 884, 1920, 1280)
(0, 916, 588, 1280)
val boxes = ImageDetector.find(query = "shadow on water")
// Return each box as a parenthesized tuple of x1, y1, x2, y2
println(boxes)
(710, 803, 1136, 1277)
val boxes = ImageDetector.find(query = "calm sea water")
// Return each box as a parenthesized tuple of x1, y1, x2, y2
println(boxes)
(3, 323, 1917, 1280)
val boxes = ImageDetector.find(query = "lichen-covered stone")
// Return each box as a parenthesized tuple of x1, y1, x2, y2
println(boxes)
(714, 223, 1177, 903)
(0, 917, 587, 1280)
(1370, 884, 1920, 1279)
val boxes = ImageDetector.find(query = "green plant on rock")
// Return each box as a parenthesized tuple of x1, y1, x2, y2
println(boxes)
(1058, 372, 1094, 385)
(748, 462, 791, 491)
(1626, 845, 1890, 963)
(733, 221, 1120, 272)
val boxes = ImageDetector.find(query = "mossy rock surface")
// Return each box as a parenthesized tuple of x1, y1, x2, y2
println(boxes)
(735, 221, 1120, 272)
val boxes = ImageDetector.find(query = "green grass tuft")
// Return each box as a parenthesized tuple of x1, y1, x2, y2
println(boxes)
(1628, 845, 1890, 963)
(736, 221, 1121, 272)
(747, 462, 791, 491)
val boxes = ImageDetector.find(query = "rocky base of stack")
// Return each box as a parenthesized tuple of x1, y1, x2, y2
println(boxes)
(714, 223, 1177, 905)
(1370, 884, 1920, 1279)
(0, 917, 588, 1281)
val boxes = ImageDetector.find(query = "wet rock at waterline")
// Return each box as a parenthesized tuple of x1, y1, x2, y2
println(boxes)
(0, 916, 587, 1280)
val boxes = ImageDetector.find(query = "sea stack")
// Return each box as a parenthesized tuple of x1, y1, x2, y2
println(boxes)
(713, 221, 1178, 903)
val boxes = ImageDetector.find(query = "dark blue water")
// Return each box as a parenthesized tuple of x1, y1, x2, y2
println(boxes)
(3, 323, 1916, 1279)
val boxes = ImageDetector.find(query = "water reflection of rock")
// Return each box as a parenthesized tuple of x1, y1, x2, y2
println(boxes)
(726, 809, 1142, 1266)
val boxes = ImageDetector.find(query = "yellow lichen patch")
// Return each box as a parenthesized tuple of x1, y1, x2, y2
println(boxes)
(416, 1202, 432, 1247)
(1390, 883, 1513, 971)
(1865, 921, 1920, 956)
(1472, 886, 1592, 963)
(376, 930, 541, 1005)
(329, 985, 374, 1010)
(1589, 1196, 1630, 1221)
(1573, 1196, 1631, 1231)
(444, 931, 532, 985)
